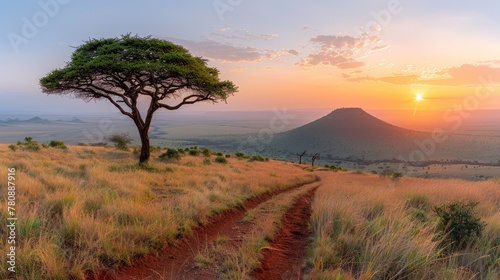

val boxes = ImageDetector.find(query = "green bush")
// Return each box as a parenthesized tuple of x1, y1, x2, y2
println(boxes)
(379, 169, 403, 181)
(203, 158, 211, 165)
(159, 148, 181, 161)
(215, 156, 227, 164)
(189, 148, 200, 156)
(106, 133, 132, 150)
(8, 144, 17, 151)
(216, 152, 223, 156)
(433, 201, 485, 250)
(225, 154, 231, 158)
(391, 172, 403, 180)
(17, 136, 40, 151)
(249, 155, 267, 162)
(202, 148, 212, 157)
(49, 140, 67, 149)
(324, 164, 347, 171)
(235, 152, 245, 158)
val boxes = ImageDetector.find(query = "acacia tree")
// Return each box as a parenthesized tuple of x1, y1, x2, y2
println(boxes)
(40, 35, 237, 163)
(296, 150, 307, 164)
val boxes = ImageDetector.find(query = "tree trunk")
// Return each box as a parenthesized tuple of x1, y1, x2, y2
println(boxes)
(139, 128, 150, 164)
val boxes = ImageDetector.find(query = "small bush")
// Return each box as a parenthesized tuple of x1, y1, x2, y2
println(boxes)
(159, 148, 181, 161)
(380, 169, 403, 181)
(8, 144, 17, 151)
(189, 148, 200, 156)
(325, 164, 347, 171)
(202, 148, 212, 157)
(49, 140, 67, 149)
(433, 201, 485, 250)
(215, 156, 227, 164)
(17, 137, 40, 151)
(203, 158, 211, 165)
(225, 154, 231, 158)
(249, 155, 266, 162)
(106, 134, 132, 150)
(216, 152, 223, 156)
(391, 172, 403, 180)
(235, 152, 245, 158)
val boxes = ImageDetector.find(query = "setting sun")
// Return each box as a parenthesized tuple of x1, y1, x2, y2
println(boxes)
(416, 93, 424, 102)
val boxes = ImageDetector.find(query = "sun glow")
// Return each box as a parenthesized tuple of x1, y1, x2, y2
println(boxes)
(413, 92, 424, 116)
(416, 93, 423, 102)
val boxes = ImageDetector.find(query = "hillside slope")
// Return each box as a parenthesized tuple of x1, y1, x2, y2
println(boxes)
(265, 108, 430, 161)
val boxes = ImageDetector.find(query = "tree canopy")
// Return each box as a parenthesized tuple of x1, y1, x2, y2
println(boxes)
(40, 34, 237, 163)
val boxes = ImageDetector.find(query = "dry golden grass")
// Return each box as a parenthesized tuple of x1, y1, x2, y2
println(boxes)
(0, 144, 315, 279)
(306, 171, 500, 280)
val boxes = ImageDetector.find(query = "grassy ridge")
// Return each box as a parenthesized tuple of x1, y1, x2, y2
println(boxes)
(306, 172, 500, 280)
(0, 144, 315, 279)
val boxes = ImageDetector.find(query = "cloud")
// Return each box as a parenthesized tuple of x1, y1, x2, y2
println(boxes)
(370, 45, 390, 53)
(165, 37, 299, 63)
(168, 38, 262, 62)
(346, 64, 500, 86)
(300, 33, 383, 69)
(211, 29, 278, 41)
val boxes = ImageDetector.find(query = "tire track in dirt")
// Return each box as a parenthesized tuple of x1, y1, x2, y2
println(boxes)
(87, 178, 319, 280)
(253, 185, 318, 280)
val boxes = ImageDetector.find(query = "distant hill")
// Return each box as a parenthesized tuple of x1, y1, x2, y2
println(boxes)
(0, 116, 52, 125)
(68, 117, 85, 123)
(263, 108, 432, 161)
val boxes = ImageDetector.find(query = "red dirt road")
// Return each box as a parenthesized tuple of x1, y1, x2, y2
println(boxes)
(253, 187, 317, 280)
(87, 179, 318, 280)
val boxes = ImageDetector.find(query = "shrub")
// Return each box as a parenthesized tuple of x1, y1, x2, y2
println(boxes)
(325, 164, 347, 171)
(189, 148, 200, 156)
(202, 148, 212, 157)
(391, 171, 403, 180)
(8, 144, 17, 151)
(433, 201, 485, 250)
(225, 154, 230, 158)
(159, 148, 181, 161)
(215, 156, 227, 164)
(106, 133, 132, 150)
(249, 155, 267, 162)
(216, 152, 223, 156)
(380, 169, 403, 181)
(203, 158, 211, 165)
(235, 152, 245, 158)
(17, 137, 40, 151)
(49, 140, 67, 149)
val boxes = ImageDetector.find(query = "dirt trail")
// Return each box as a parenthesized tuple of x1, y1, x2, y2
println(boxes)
(88, 179, 319, 280)
(253, 186, 317, 280)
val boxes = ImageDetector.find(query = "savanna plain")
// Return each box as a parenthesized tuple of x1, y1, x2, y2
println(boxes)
(0, 142, 499, 280)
